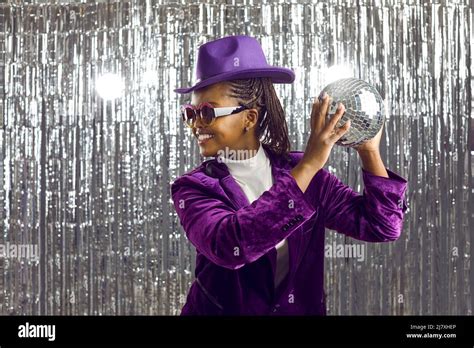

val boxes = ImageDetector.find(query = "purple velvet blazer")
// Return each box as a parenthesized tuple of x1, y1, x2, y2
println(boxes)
(171, 143, 408, 315)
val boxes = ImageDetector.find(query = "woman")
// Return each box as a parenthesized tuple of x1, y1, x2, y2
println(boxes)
(171, 35, 408, 315)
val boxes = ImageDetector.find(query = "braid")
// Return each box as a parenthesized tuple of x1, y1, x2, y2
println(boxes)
(225, 77, 291, 159)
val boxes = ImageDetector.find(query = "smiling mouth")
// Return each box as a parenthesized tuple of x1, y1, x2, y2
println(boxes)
(197, 134, 215, 144)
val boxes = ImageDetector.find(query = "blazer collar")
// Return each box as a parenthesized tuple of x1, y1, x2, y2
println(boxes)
(203, 143, 292, 210)
(203, 144, 301, 303)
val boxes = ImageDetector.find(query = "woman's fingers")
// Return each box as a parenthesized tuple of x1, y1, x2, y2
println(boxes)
(310, 96, 318, 131)
(330, 119, 351, 142)
(310, 94, 350, 145)
(311, 96, 325, 131)
(318, 95, 331, 129)
(326, 103, 346, 130)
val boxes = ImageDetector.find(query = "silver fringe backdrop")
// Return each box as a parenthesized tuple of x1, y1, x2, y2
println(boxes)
(0, 0, 472, 315)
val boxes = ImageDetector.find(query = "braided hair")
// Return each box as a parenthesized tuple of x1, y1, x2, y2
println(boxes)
(225, 77, 291, 160)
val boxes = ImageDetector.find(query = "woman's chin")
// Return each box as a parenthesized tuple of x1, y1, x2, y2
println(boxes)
(199, 145, 217, 157)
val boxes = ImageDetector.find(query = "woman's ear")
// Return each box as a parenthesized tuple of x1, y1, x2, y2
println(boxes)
(244, 108, 260, 128)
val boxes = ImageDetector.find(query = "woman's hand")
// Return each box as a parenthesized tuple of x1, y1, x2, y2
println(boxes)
(301, 93, 351, 170)
(291, 93, 351, 193)
(353, 122, 384, 154)
(354, 122, 389, 178)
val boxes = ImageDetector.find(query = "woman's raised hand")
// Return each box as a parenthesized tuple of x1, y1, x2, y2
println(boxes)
(301, 93, 351, 170)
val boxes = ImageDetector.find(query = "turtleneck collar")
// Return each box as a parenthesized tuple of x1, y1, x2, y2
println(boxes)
(217, 142, 269, 175)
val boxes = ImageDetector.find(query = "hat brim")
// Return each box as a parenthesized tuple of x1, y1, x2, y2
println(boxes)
(174, 66, 295, 94)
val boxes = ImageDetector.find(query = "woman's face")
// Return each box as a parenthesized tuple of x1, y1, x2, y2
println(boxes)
(190, 82, 259, 157)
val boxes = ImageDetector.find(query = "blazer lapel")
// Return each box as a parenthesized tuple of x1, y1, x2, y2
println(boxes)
(204, 144, 290, 210)
(203, 144, 304, 303)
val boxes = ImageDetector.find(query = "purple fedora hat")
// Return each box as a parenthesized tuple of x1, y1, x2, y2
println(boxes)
(174, 35, 295, 94)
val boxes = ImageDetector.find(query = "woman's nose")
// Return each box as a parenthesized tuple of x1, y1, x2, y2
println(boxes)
(193, 113, 205, 128)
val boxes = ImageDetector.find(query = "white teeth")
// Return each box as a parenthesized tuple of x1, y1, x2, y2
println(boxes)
(198, 134, 214, 140)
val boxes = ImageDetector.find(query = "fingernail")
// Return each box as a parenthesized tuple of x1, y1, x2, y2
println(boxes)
(317, 92, 325, 102)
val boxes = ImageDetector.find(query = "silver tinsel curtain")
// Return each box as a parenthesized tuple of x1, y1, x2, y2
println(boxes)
(0, 0, 472, 315)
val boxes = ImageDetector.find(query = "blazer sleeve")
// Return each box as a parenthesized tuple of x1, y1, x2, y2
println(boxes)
(171, 169, 318, 269)
(310, 167, 408, 242)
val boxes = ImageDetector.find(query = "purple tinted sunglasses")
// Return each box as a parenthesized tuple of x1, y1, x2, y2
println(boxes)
(180, 102, 249, 128)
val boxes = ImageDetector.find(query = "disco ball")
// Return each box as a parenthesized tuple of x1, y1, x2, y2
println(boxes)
(318, 78, 385, 147)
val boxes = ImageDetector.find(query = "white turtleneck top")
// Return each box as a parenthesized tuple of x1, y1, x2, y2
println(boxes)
(217, 142, 289, 289)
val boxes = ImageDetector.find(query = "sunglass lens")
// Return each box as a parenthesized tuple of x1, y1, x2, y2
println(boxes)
(181, 107, 196, 127)
(200, 105, 215, 125)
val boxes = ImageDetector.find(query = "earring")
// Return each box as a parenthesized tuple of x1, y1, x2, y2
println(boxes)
(244, 126, 249, 132)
